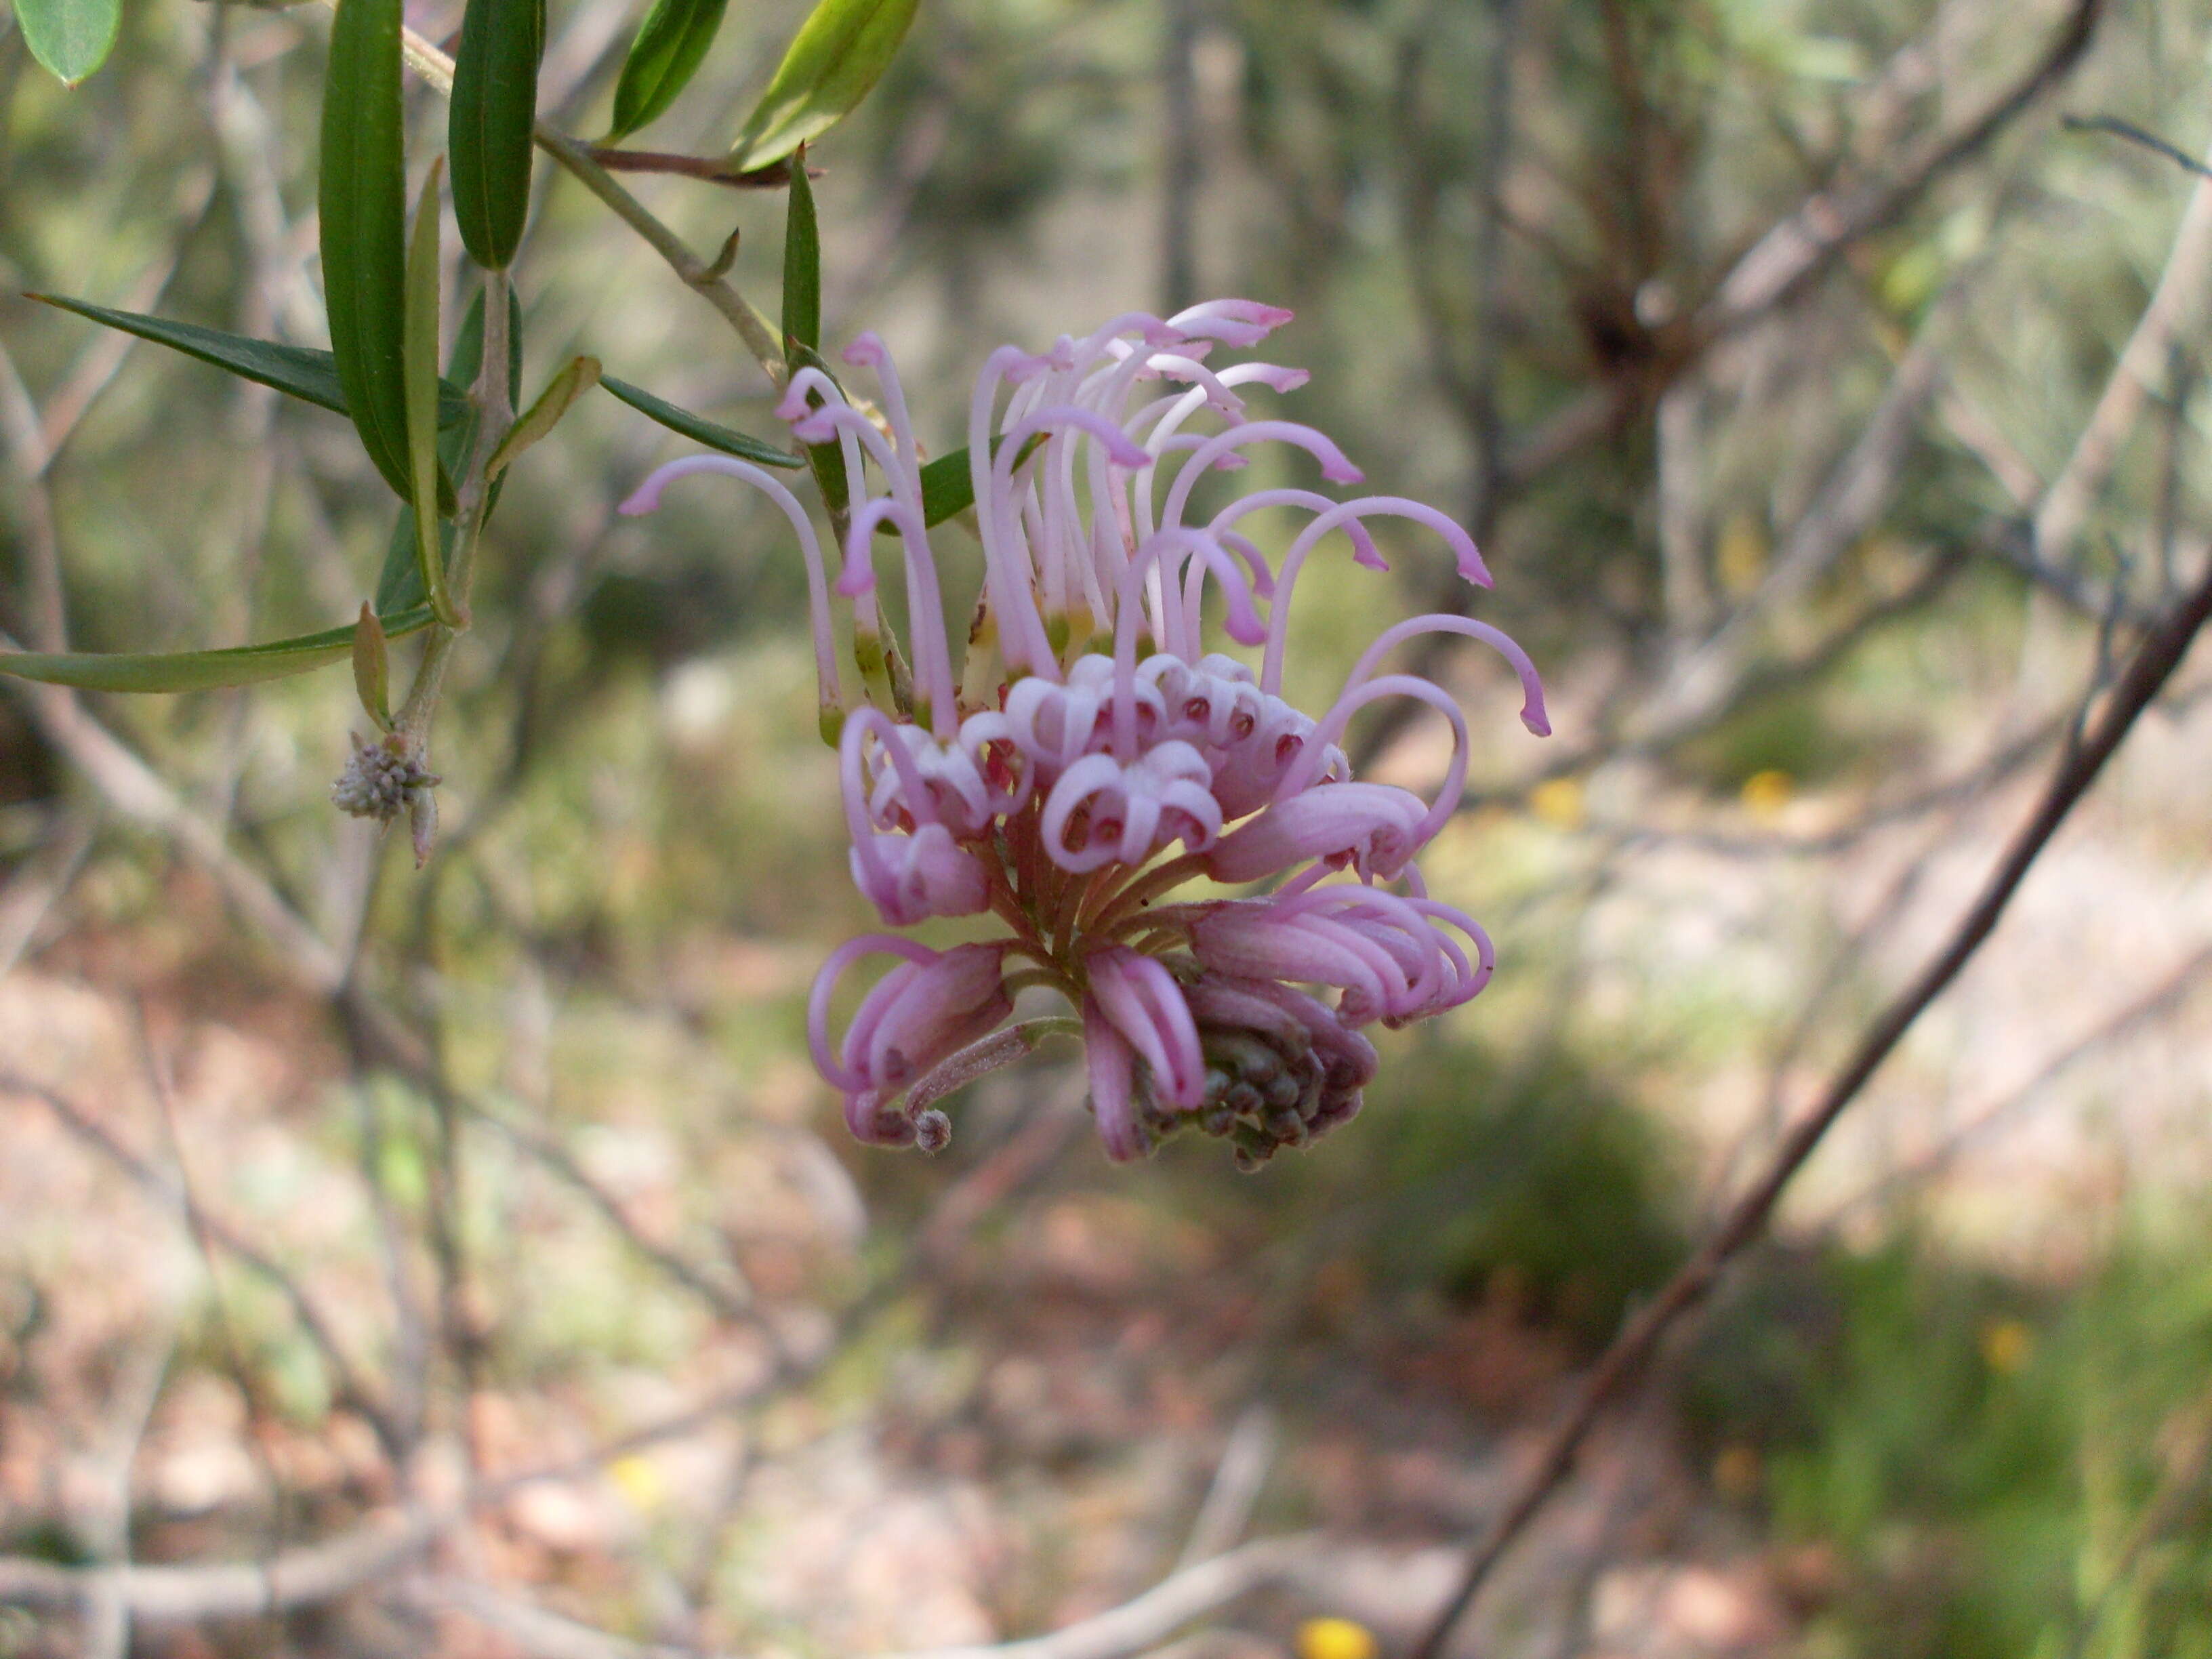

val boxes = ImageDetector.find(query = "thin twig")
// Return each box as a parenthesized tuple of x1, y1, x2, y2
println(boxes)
(1174, 1405, 1277, 1572)
(2035, 129, 2212, 564)
(0, 807, 94, 979)
(1820, 940, 2212, 1229)
(365, 12, 786, 384)
(1711, 0, 2106, 327)
(0, 1069, 405, 1457)
(2062, 114, 2212, 180)
(0, 1507, 449, 1620)
(0, 652, 347, 987)
(584, 146, 796, 188)
(411, 1533, 1324, 1659)
(1408, 544, 2212, 1659)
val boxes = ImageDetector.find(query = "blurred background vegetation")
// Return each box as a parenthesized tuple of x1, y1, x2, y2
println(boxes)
(3, 0, 2211, 1654)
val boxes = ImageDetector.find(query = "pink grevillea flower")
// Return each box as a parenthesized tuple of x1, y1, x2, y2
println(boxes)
(621, 305, 1549, 1168)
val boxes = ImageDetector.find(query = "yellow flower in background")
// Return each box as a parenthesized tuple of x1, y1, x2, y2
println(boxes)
(1298, 1616, 1379, 1659)
(1531, 775, 1586, 830)
(1980, 1319, 2034, 1374)
(1717, 512, 1769, 598)
(609, 1453, 667, 1512)
(1740, 769, 1794, 822)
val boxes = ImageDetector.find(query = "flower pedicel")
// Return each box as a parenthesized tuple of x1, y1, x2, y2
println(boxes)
(621, 302, 1549, 1168)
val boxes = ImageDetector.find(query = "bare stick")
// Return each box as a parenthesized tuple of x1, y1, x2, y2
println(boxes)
(1821, 940, 2212, 1228)
(0, 1069, 405, 1456)
(0, 657, 347, 987)
(1408, 543, 2212, 1659)
(0, 807, 94, 979)
(412, 1533, 1323, 1659)
(1488, 0, 2105, 499)
(81, 1320, 174, 1659)
(0, 1507, 448, 1620)
(2035, 131, 2212, 563)
(2062, 115, 2212, 180)
(1174, 1404, 1277, 1571)
(1711, 0, 2106, 327)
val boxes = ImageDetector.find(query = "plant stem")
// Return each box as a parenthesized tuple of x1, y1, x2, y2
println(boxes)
(445, 265, 514, 618)
(533, 128, 786, 380)
(373, 9, 786, 387)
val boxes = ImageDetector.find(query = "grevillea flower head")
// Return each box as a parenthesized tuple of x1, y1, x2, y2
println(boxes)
(621, 302, 1549, 1166)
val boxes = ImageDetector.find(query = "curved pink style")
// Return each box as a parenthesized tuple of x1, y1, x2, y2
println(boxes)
(630, 303, 1548, 1163)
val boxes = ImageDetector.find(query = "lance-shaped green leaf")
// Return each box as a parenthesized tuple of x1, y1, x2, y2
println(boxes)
(27, 295, 472, 426)
(916, 447, 974, 527)
(15, 0, 121, 86)
(783, 145, 821, 357)
(487, 355, 600, 479)
(352, 603, 394, 730)
(450, 0, 544, 269)
(322, 0, 414, 501)
(728, 0, 919, 169)
(607, 0, 731, 142)
(878, 435, 1047, 532)
(404, 162, 462, 625)
(599, 375, 802, 468)
(0, 607, 437, 693)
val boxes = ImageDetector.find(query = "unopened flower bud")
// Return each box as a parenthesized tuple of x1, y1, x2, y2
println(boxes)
(331, 733, 441, 863)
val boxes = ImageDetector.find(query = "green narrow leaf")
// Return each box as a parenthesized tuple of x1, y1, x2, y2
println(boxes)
(727, 0, 920, 169)
(599, 375, 804, 468)
(0, 607, 437, 693)
(322, 0, 415, 500)
(450, 0, 544, 269)
(403, 163, 460, 625)
(782, 145, 821, 357)
(916, 447, 974, 527)
(15, 0, 122, 85)
(607, 0, 731, 142)
(488, 356, 600, 478)
(890, 435, 1046, 531)
(27, 295, 474, 426)
(352, 603, 393, 729)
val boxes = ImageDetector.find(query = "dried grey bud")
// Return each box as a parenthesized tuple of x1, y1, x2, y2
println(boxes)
(331, 733, 442, 863)
(912, 1108, 953, 1155)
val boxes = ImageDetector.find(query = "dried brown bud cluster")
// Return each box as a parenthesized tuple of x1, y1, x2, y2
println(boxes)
(331, 733, 441, 867)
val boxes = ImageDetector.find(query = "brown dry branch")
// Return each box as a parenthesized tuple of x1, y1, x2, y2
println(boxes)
(1819, 939, 2212, 1229)
(0, 650, 781, 1353)
(0, 652, 351, 985)
(333, 987, 773, 1338)
(0, 1283, 890, 1629)
(2034, 131, 2212, 564)
(0, 1069, 407, 1456)
(1706, 0, 2106, 330)
(0, 806, 94, 979)
(409, 1532, 1326, 1659)
(1364, 0, 2108, 780)
(1408, 540, 2212, 1659)
(1445, 536, 1972, 823)
(0, 1505, 449, 1621)
(1487, 0, 2104, 495)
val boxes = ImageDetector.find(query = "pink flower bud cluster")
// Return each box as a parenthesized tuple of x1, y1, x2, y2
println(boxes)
(621, 304, 1548, 1168)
